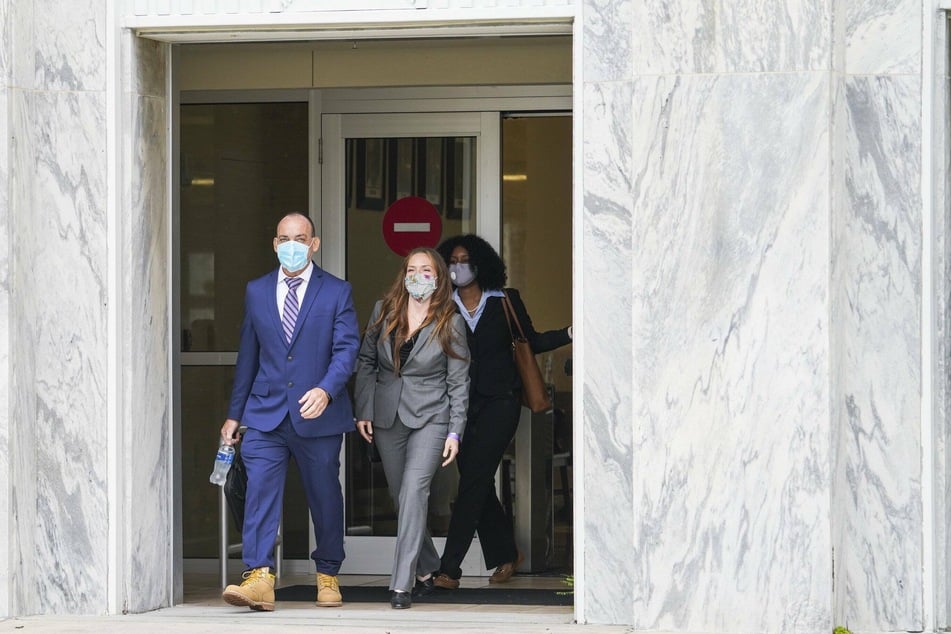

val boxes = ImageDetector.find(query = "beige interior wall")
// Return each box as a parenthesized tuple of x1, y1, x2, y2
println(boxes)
(502, 117, 572, 393)
(177, 36, 570, 91)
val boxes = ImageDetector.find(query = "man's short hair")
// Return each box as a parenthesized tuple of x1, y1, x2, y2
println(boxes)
(279, 212, 316, 238)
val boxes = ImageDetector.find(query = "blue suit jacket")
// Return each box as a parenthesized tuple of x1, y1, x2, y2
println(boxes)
(227, 263, 360, 438)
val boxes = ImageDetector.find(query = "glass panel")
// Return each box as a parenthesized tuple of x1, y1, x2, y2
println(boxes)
(344, 136, 476, 537)
(181, 365, 237, 557)
(181, 365, 313, 559)
(180, 102, 308, 353)
(179, 102, 311, 559)
(501, 116, 573, 571)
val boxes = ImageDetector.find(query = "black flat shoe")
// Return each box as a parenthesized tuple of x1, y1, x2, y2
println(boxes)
(412, 575, 435, 597)
(390, 590, 412, 609)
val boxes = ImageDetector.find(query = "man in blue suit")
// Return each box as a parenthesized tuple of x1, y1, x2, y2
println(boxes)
(220, 212, 360, 612)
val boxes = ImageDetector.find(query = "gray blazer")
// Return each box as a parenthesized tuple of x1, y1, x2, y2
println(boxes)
(354, 300, 470, 438)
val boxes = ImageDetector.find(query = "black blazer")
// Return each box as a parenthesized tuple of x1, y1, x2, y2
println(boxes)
(463, 288, 571, 398)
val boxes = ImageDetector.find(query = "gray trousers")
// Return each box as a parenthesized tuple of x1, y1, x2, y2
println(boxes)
(374, 417, 448, 592)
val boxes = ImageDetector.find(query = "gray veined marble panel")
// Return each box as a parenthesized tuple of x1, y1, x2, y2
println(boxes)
(832, 74, 923, 631)
(10, 0, 33, 90)
(10, 88, 38, 617)
(125, 34, 167, 99)
(33, 0, 105, 91)
(582, 0, 633, 83)
(0, 89, 10, 618)
(0, 0, 9, 84)
(843, 0, 920, 75)
(630, 0, 830, 75)
(628, 73, 832, 633)
(17, 90, 109, 614)
(581, 81, 635, 625)
(933, 18, 951, 627)
(125, 94, 171, 613)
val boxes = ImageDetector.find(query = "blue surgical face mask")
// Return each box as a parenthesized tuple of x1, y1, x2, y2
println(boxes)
(404, 273, 437, 301)
(449, 263, 477, 287)
(277, 240, 311, 272)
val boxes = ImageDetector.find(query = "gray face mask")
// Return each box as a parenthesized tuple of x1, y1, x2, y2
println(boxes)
(449, 263, 477, 287)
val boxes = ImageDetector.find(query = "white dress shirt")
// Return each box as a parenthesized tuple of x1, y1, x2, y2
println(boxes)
(277, 261, 314, 321)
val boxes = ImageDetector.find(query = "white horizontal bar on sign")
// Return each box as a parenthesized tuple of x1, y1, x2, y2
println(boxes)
(394, 222, 431, 232)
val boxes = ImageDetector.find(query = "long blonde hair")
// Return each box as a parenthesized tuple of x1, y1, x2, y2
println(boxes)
(369, 247, 466, 373)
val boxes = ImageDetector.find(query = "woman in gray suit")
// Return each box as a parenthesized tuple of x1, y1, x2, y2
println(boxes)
(354, 247, 470, 609)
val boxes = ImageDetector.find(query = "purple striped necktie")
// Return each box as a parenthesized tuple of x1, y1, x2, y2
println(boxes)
(282, 276, 303, 343)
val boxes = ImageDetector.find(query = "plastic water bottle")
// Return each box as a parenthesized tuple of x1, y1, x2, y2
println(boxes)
(209, 442, 235, 486)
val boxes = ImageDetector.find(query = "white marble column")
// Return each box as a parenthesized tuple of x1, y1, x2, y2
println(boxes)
(831, 0, 924, 629)
(3, 1, 172, 616)
(582, 0, 835, 630)
(7, 0, 110, 615)
(936, 11, 951, 627)
(581, 0, 635, 624)
(0, 0, 11, 618)
(118, 33, 170, 614)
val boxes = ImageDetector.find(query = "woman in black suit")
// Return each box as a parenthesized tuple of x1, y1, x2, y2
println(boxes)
(432, 234, 571, 589)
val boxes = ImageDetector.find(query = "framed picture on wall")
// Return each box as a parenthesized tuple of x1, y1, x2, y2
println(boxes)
(417, 137, 444, 214)
(356, 138, 386, 211)
(387, 138, 416, 203)
(446, 137, 471, 220)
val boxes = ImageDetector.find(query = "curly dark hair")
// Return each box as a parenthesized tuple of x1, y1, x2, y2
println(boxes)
(436, 234, 507, 291)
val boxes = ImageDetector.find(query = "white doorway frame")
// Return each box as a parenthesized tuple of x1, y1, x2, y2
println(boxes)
(174, 84, 572, 577)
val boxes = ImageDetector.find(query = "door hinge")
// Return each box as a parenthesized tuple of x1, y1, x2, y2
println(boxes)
(318, 138, 323, 165)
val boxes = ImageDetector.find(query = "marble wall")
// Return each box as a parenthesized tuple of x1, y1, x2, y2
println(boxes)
(582, 0, 836, 630)
(580, 80, 636, 624)
(580, 0, 635, 623)
(8, 0, 110, 616)
(120, 33, 170, 614)
(938, 14, 951, 628)
(831, 0, 924, 629)
(0, 0, 10, 619)
(1, 0, 172, 614)
(0, 0, 942, 626)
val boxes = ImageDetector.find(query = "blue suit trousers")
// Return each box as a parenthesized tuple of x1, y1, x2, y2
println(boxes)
(240, 416, 345, 574)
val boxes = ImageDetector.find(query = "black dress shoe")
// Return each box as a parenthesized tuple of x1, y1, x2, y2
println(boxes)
(390, 590, 412, 609)
(412, 575, 435, 597)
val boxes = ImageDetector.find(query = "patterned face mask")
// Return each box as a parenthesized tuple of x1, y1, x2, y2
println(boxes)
(404, 273, 437, 301)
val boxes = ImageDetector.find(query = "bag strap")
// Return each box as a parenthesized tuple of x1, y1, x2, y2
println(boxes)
(501, 290, 528, 341)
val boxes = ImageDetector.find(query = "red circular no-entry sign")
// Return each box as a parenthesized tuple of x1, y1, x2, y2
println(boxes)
(382, 196, 443, 256)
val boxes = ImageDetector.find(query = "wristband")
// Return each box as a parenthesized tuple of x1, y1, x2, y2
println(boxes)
(447, 432, 460, 441)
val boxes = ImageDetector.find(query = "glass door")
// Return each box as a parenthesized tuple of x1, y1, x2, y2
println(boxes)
(322, 113, 500, 574)
(179, 100, 315, 573)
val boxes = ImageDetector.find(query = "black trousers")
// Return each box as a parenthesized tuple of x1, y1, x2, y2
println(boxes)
(439, 393, 522, 579)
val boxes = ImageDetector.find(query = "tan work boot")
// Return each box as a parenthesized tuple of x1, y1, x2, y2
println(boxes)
(315, 572, 343, 607)
(222, 567, 276, 611)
